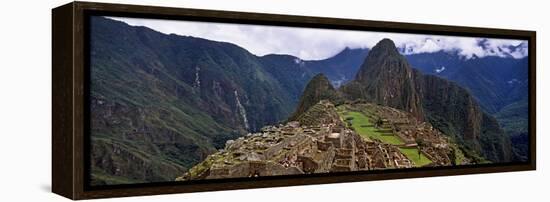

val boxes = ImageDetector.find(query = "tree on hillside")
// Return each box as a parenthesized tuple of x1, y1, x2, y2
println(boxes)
(415, 137, 425, 159)
(448, 147, 457, 166)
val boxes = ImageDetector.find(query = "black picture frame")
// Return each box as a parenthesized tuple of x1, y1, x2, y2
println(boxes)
(52, 1, 536, 200)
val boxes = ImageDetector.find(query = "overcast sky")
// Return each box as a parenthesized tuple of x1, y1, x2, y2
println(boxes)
(108, 16, 528, 61)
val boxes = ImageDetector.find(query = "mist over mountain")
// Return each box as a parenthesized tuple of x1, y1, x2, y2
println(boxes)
(302, 47, 528, 117)
(280, 44, 528, 127)
(176, 38, 524, 181)
(89, 17, 364, 184)
(337, 39, 512, 162)
(90, 17, 528, 184)
(405, 51, 528, 113)
(298, 45, 527, 160)
(349, 39, 425, 121)
(89, 17, 313, 185)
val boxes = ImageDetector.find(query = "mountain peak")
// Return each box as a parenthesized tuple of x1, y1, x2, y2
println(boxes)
(355, 38, 410, 82)
(311, 73, 331, 83)
(342, 38, 511, 162)
(289, 73, 341, 121)
(349, 38, 425, 121)
(377, 38, 397, 48)
(370, 38, 400, 56)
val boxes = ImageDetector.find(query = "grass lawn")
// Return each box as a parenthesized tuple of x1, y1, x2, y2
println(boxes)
(339, 111, 405, 145)
(398, 147, 432, 166)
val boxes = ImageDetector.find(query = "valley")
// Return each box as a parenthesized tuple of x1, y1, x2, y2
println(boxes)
(89, 16, 528, 185)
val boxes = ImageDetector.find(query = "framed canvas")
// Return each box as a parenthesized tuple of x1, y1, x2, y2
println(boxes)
(52, 1, 536, 200)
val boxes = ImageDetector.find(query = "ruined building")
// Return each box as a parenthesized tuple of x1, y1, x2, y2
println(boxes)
(176, 100, 463, 181)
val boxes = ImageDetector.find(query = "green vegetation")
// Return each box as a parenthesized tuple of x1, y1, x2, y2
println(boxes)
(288, 73, 342, 121)
(89, 16, 315, 185)
(495, 98, 528, 161)
(339, 110, 404, 145)
(398, 147, 432, 167)
(337, 106, 434, 166)
(91, 169, 142, 185)
(89, 16, 519, 185)
(495, 99, 528, 136)
(448, 142, 466, 165)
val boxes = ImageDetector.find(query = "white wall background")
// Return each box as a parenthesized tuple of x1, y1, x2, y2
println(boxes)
(0, 0, 546, 201)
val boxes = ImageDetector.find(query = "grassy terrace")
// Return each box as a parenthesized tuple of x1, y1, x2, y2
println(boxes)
(339, 110, 405, 145)
(398, 147, 432, 167)
(337, 106, 432, 166)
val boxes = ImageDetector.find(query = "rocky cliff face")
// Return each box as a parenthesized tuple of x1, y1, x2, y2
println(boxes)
(346, 39, 424, 121)
(419, 73, 512, 162)
(341, 39, 512, 162)
(420, 74, 483, 141)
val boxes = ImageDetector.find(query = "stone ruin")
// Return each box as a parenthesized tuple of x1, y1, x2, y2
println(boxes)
(347, 103, 460, 166)
(176, 101, 458, 181)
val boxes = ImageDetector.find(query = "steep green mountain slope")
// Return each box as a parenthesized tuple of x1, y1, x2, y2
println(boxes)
(406, 52, 528, 114)
(89, 17, 525, 185)
(495, 98, 528, 138)
(419, 74, 512, 162)
(495, 97, 529, 161)
(258, 54, 315, 102)
(259, 48, 370, 89)
(89, 17, 308, 185)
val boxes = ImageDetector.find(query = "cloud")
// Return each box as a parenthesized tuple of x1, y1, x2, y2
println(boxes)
(107, 16, 528, 60)
(435, 66, 446, 73)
